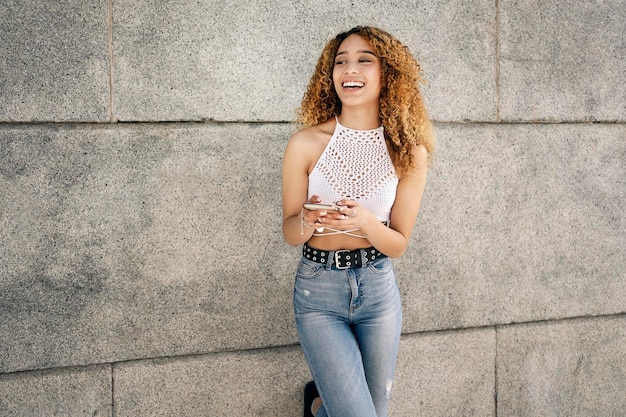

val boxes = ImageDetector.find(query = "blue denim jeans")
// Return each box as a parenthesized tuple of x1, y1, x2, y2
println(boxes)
(294, 253, 403, 417)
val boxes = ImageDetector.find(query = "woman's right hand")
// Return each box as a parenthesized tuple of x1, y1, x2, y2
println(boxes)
(302, 195, 326, 229)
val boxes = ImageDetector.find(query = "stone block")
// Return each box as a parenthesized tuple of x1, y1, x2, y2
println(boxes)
(0, 365, 111, 416)
(114, 329, 494, 416)
(397, 123, 626, 332)
(391, 328, 495, 416)
(113, 0, 496, 122)
(500, 0, 626, 121)
(0, 123, 299, 373)
(114, 346, 309, 417)
(2, 122, 623, 374)
(0, 0, 110, 122)
(497, 316, 626, 416)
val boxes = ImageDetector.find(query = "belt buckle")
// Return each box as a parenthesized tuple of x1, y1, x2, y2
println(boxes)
(334, 250, 351, 269)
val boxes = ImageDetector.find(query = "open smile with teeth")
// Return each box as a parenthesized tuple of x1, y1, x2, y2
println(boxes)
(342, 81, 364, 89)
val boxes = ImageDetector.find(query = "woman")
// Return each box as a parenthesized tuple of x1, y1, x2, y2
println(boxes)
(282, 26, 434, 417)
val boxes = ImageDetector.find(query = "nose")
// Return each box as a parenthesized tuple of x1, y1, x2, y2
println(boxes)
(344, 61, 359, 74)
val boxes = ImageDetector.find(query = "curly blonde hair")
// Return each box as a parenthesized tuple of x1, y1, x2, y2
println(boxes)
(297, 26, 434, 172)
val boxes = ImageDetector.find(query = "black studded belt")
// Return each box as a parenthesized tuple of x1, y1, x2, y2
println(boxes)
(302, 243, 386, 269)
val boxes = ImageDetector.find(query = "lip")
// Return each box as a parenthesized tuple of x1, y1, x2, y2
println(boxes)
(341, 80, 365, 88)
(339, 80, 365, 95)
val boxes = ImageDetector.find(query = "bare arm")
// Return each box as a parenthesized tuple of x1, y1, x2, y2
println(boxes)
(281, 131, 321, 246)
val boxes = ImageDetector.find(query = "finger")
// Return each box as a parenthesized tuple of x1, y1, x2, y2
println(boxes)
(337, 205, 354, 216)
(335, 199, 357, 206)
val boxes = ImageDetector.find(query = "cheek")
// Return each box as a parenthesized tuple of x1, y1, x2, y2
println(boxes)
(368, 70, 383, 91)
(332, 68, 341, 88)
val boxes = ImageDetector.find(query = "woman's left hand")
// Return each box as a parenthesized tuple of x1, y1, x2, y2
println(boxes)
(319, 199, 371, 230)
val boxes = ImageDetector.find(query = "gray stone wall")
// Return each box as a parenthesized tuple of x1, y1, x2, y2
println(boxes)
(0, 0, 624, 415)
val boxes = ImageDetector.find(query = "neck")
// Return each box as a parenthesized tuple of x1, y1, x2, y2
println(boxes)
(338, 106, 381, 130)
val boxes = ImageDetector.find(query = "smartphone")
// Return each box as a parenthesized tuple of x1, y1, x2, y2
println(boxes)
(303, 203, 341, 212)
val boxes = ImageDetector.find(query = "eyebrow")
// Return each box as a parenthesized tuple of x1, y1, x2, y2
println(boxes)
(335, 49, 377, 57)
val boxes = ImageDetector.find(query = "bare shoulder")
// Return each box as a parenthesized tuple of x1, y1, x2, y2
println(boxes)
(289, 119, 335, 146)
(285, 119, 335, 174)
(284, 119, 335, 171)
(399, 144, 429, 181)
(412, 144, 428, 164)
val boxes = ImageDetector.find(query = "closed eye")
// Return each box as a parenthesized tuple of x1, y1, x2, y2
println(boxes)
(335, 58, 373, 66)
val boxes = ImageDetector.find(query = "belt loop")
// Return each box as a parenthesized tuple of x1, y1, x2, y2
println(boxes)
(359, 248, 367, 267)
(325, 250, 334, 270)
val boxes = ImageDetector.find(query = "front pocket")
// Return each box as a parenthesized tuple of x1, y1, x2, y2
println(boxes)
(367, 258, 392, 275)
(296, 258, 324, 280)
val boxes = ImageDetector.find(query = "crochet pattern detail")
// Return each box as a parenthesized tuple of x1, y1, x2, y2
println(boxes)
(308, 120, 398, 221)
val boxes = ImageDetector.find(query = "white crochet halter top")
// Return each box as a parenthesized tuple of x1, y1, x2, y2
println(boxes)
(308, 117, 399, 222)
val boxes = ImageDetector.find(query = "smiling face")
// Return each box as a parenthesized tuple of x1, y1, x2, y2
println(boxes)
(332, 34, 382, 110)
